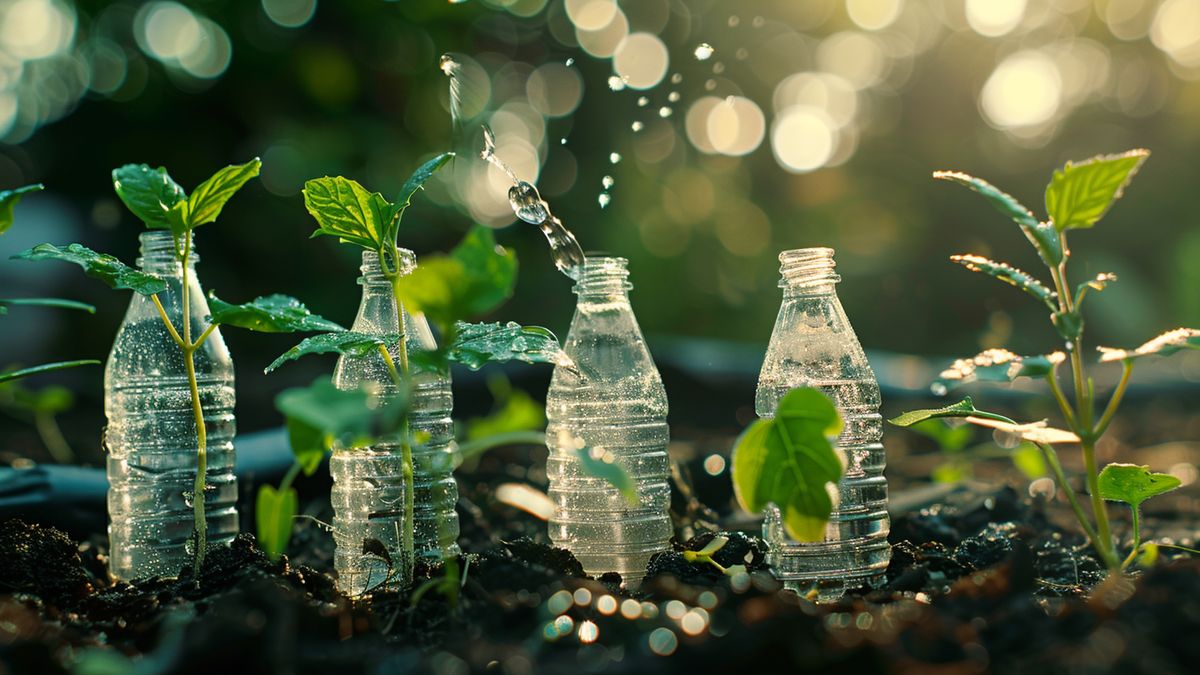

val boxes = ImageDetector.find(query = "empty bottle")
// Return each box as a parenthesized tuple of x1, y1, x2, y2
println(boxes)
(330, 249, 458, 595)
(105, 231, 238, 580)
(756, 247, 890, 600)
(546, 257, 672, 585)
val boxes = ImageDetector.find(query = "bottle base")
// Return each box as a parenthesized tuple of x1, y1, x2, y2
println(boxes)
(775, 571, 886, 602)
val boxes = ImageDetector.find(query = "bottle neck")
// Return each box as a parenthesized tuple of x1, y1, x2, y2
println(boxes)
(778, 247, 840, 295)
(573, 256, 632, 301)
(359, 248, 416, 290)
(137, 231, 197, 277)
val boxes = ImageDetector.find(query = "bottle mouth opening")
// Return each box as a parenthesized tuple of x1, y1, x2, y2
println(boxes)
(574, 256, 632, 294)
(138, 231, 195, 264)
(778, 247, 838, 287)
(361, 248, 415, 281)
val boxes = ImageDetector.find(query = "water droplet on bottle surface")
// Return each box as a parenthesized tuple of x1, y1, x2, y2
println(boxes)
(509, 181, 549, 225)
(609, 152, 621, 164)
(658, 107, 672, 118)
(694, 43, 715, 60)
(598, 193, 611, 208)
(601, 175, 614, 189)
(631, 121, 644, 132)
(637, 96, 649, 107)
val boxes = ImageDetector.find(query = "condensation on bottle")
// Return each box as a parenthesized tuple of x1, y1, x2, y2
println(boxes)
(330, 249, 458, 596)
(755, 247, 890, 600)
(546, 257, 672, 586)
(105, 231, 238, 580)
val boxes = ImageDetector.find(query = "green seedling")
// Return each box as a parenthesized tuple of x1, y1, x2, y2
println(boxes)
(906, 413, 1045, 483)
(682, 535, 748, 577)
(731, 387, 845, 542)
(15, 159, 341, 576)
(891, 150, 1196, 573)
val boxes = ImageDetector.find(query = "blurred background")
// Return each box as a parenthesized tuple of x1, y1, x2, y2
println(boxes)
(1, 0, 1199, 469)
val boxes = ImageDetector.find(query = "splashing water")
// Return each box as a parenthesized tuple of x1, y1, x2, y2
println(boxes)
(598, 193, 611, 208)
(631, 121, 644, 132)
(601, 175, 614, 189)
(480, 123, 585, 279)
(565, 57, 575, 66)
(694, 43, 715, 60)
(440, 54, 464, 131)
(668, 91, 680, 102)
(608, 76, 626, 91)
(658, 107, 672, 118)
(609, 152, 621, 164)
(637, 96, 649, 107)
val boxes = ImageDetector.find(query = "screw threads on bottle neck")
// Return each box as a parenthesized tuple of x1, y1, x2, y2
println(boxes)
(778, 247, 839, 291)
(360, 249, 416, 287)
(137, 231, 196, 274)
(573, 256, 632, 297)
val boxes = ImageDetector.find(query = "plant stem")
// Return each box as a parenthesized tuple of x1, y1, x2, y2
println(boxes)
(151, 295, 185, 348)
(383, 248, 415, 587)
(1046, 368, 1076, 430)
(278, 460, 302, 495)
(178, 235, 209, 578)
(1037, 442, 1105, 553)
(1120, 506, 1142, 570)
(34, 411, 74, 464)
(1094, 360, 1132, 439)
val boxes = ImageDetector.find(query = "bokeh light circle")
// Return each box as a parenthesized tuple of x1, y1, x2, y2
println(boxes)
(613, 32, 669, 89)
(526, 62, 583, 117)
(706, 95, 765, 156)
(771, 107, 836, 173)
(980, 50, 1062, 128)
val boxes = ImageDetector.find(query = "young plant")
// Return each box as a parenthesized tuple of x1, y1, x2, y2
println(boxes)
(890, 150, 1197, 573)
(15, 160, 343, 576)
(0, 184, 100, 385)
(906, 415, 1046, 484)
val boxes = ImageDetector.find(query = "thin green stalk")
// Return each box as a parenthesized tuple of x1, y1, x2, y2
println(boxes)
(1094, 360, 1132, 439)
(1037, 442, 1111, 565)
(383, 249, 415, 587)
(151, 295, 184, 348)
(278, 460, 302, 495)
(176, 235, 209, 578)
(1046, 367, 1076, 430)
(1120, 506, 1142, 570)
(34, 411, 73, 464)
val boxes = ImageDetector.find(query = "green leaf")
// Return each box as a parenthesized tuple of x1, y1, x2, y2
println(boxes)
(1098, 328, 1200, 363)
(731, 387, 844, 542)
(576, 447, 639, 507)
(286, 416, 329, 476)
(389, 152, 454, 244)
(111, 164, 187, 231)
(265, 331, 388, 373)
(255, 484, 298, 561)
(275, 377, 406, 447)
(302, 176, 391, 250)
(908, 418, 975, 452)
(935, 349, 1065, 389)
(932, 170, 1062, 265)
(0, 184, 43, 235)
(950, 254, 1057, 310)
(11, 244, 167, 295)
(1052, 310, 1083, 341)
(207, 293, 343, 333)
(0, 297, 94, 314)
(0, 360, 100, 385)
(1011, 443, 1047, 479)
(184, 158, 262, 229)
(1076, 273, 1117, 303)
(932, 462, 969, 483)
(1097, 463, 1181, 508)
(465, 387, 544, 441)
(442, 321, 570, 371)
(393, 227, 518, 333)
(1045, 149, 1149, 231)
(889, 396, 1014, 427)
(0, 381, 74, 414)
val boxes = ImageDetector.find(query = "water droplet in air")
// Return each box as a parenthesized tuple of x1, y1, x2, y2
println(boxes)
(601, 175, 614, 189)
(668, 91, 680, 102)
(712, 62, 725, 74)
(598, 193, 611, 208)
(560, 137, 567, 145)
(752, 15, 765, 27)
(736, 48, 749, 60)
(608, 76, 626, 91)
(509, 181, 550, 225)
(705, 79, 717, 91)
(609, 152, 621, 164)
(658, 106, 672, 118)
(694, 43, 715, 60)
(631, 121, 644, 132)
(728, 16, 740, 27)
(565, 57, 575, 66)
(671, 72, 683, 84)
(930, 382, 948, 396)
(439, 54, 459, 77)
(637, 96, 649, 107)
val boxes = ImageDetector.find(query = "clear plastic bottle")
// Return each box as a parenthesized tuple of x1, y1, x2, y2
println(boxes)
(105, 231, 238, 580)
(330, 249, 458, 595)
(756, 247, 890, 600)
(546, 257, 672, 585)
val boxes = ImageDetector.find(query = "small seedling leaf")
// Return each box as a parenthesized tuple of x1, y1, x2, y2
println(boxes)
(0, 360, 101, 385)
(185, 158, 262, 228)
(1045, 149, 1149, 231)
(112, 164, 187, 231)
(576, 447, 639, 507)
(208, 293, 343, 333)
(303, 176, 391, 250)
(732, 387, 844, 542)
(950, 254, 1057, 310)
(12, 243, 167, 295)
(465, 385, 544, 441)
(889, 396, 1014, 427)
(935, 349, 1065, 389)
(393, 227, 517, 333)
(932, 170, 1062, 264)
(389, 152, 454, 244)
(1097, 463, 1181, 508)
(275, 377, 406, 447)
(0, 297, 95, 314)
(255, 484, 298, 561)
(1098, 328, 1200, 363)
(265, 331, 388, 373)
(442, 321, 571, 371)
(286, 416, 330, 476)
(0, 184, 43, 235)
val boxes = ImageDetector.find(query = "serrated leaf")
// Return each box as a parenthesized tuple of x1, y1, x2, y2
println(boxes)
(286, 416, 330, 476)
(0, 360, 100, 385)
(889, 396, 1014, 427)
(275, 377, 407, 447)
(1097, 463, 1181, 508)
(12, 243, 167, 295)
(576, 447, 639, 507)
(964, 417, 1080, 445)
(302, 176, 391, 251)
(732, 387, 844, 542)
(1045, 149, 1149, 231)
(112, 164, 187, 231)
(185, 158, 261, 228)
(932, 170, 1062, 264)
(393, 226, 517, 333)
(389, 152, 454, 244)
(950, 254, 1057, 310)
(256, 484, 298, 561)
(935, 349, 1066, 389)
(443, 321, 571, 370)
(1052, 310, 1084, 341)
(265, 331, 388, 373)
(0, 297, 94, 313)
(0, 184, 43, 235)
(207, 293, 343, 333)
(1098, 328, 1200, 363)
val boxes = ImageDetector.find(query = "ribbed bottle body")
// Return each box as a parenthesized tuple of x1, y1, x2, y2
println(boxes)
(330, 250, 458, 596)
(546, 258, 672, 585)
(755, 248, 890, 599)
(104, 233, 238, 580)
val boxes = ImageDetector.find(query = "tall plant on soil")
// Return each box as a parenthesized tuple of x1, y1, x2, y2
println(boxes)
(14, 160, 345, 576)
(890, 149, 1199, 573)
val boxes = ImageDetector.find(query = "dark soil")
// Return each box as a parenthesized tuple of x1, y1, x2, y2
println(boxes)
(1, 476, 1198, 675)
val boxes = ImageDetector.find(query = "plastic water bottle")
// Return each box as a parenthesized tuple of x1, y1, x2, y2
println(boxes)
(546, 257, 672, 585)
(330, 249, 458, 595)
(756, 247, 890, 600)
(105, 231, 238, 580)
